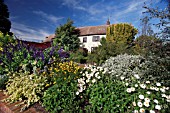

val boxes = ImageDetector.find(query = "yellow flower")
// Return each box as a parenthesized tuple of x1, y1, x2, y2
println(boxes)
(53, 82, 56, 84)
(43, 72, 46, 75)
(0, 47, 3, 51)
(45, 84, 50, 87)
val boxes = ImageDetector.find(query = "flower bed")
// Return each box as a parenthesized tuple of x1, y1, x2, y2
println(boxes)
(0, 33, 169, 113)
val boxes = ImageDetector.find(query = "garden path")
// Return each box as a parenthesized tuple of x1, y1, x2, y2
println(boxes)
(0, 91, 48, 113)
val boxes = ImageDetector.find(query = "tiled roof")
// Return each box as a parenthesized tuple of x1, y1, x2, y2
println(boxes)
(78, 25, 109, 36)
(43, 25, 109, 42)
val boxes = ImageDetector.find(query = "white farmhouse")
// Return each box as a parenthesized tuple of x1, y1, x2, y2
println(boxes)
(44, 20, 110, 52)
(78, 25, 109, 52)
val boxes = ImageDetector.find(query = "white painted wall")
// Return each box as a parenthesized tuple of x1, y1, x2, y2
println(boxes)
(79, 34, 106, 52)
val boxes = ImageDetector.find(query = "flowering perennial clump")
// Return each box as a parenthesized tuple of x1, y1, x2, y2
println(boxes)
(4, 72, 48, 111)
(76, 65, 106, 95)
(48, 61, 80, 76)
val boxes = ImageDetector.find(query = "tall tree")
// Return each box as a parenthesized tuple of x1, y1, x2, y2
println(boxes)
(0, 0, 11, 34)
(53, 19, 80, 51)
(106, 23, 138, 44)
(143, 0, 170, 40)
(140, 16, 154, 36)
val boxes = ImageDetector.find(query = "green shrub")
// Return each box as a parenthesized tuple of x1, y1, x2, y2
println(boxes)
(42, 71, 81, 113)
(102, 54, 170, 86)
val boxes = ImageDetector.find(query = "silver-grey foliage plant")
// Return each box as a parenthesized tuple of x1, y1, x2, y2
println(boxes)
(102, 54, 169, 84)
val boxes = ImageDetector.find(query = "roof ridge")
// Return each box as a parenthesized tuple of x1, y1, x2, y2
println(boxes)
(77, 25, 109, 28)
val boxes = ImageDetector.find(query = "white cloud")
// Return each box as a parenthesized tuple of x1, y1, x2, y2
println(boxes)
(62, 0, 103, 15)
(86, 3, 105, 15)
(11, 22, 52, 42)
(113, 0, 147, 18)
(61, 0, 149, 25)
(33, 10, 63, 24)
(62, 0, 80, 7)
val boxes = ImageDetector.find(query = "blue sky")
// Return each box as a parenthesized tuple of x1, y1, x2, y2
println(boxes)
(4, 0, 167, 42)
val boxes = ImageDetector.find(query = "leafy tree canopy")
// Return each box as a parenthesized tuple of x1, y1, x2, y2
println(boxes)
(88, 37, 135, 65)
(134, 35, 161, 55)
(0, 0, 11, 35)
(53, 19, 80, 52)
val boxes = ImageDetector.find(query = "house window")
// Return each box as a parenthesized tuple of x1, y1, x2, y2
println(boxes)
(83, 37, 87, 43)
(92, 36, 100, 42)
(91, 47, 97, 52)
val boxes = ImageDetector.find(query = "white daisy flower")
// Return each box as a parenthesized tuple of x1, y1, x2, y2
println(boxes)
(160, 88, 165, 93)
(125, 83, 129, 86)
(144, 101, 150, 107)
(144, 98, 150, 102)
(133, 110, 138, 113)
(132, 101, 136, 106)
(96, 76, 101, 79)
(153, 99, 159, 104)
(154, 87, 159, 91)
(149, 110, 155, 113)
(161, 94, 166, 98)
(95, 72, 99, 77)
(156, 83, 161, 87)
(131, 87, 135, 92)
(137, 101, 143, 107)
(155, 105, 161, 110)
(146, 81, 150, 84)
(79, 87, 83, 93)
(134, 74, 140, 79)
(86, 79, 90, 83)
(86, 74, 91, 79)
(78, 78, 85, 85)
(76, 91, 79, 95)
(140, 84, 146, 89)
(162, 86, 166, 89)
(127, 88, 132, 93)
(150, 86, 155, 90)
(135, 84, 138, 87)
(139, 108, 145, 113)
(83, 86, 86, 90)
(120, 76, 125, 80)
(146, 91, 151, 95)
(139, 95, 144, 100)
(92, 79, 96, 83)
(166, 87, 169, 90)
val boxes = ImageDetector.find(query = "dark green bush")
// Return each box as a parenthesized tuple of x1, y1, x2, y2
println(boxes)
(70, 48, 88, 64)
(87, 38, 135, 65)
(0, 75, 8, 90)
